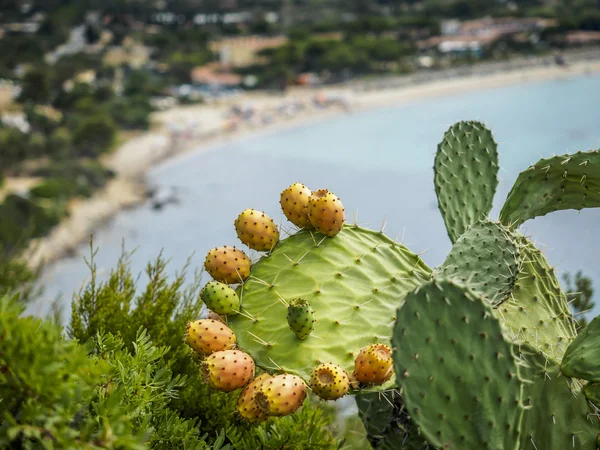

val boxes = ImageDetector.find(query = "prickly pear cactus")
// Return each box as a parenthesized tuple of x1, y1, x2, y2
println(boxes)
(562, 315, 600, 381)
(434, 121, 499, 243)
(435, 219, 520, 304)
(500, 150, 600, 228)
(228, 225, 431, 387)
(392, 278, 523, 450)
(517, 346, 598, 450)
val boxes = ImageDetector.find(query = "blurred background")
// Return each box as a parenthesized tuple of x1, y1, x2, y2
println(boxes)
(0, 1, 599, 448)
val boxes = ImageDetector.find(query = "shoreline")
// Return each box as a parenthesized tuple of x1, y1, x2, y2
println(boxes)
(26, 57, 600, 268)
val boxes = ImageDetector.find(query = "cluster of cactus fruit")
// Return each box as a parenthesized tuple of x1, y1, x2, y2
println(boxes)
(186, 120, 600, 449)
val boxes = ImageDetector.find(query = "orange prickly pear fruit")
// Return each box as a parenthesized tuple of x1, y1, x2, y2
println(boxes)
(310, 362, 349, 400)
(280, 182, 313, 229)
(353, 344, 394, 385)
(307, 189, 345, 237)
(255, 373, 307, 417)
(202, 349, 255, 392)
(184, 319, 236, 356)
(237, 373, 272, 422)
(204, 246, 251, 284)
(234, 209, 280, 251)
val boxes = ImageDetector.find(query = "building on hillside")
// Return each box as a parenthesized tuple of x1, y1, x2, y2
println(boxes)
(441, 17, 557, 38)
(1, 22, 40, 35)
(209, 36, 288, 68)
(424, 17, 557, 56)
(190, 63, 242, 88)
(104, 43, 153, 69)
(209, 32, 343, 68)
(565, 31, 600, 46)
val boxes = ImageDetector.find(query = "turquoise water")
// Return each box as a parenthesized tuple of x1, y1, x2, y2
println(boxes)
(29, 73, 600, 323)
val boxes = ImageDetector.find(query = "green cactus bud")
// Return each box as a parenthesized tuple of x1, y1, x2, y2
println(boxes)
(286, 298, 315, 339)
(434, 120, 499, 243)
(201, 281, 241, 315)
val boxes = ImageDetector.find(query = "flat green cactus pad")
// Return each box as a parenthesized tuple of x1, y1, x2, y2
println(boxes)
(435, 219, 520, 304)
(500, 150, 600, 228)
(392, 278, 522, 450)
(434, 121, 499, 243)
(229, 225, 431, 386)
(517, 346, 599, 450)
(583, 382, 600, 408)
(356, 391, 432, 449)
(562, 315, 600, 381)
(495, 234, 576, 362)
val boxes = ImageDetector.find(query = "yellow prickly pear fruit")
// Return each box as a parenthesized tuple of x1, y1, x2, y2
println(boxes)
(234, 209, 280, 251)
(202, 349, 255, 392)
(237, 373, 272, 422)
(307, 189, 345, 237)
(310, 362, 349, 400)
(255, 373, 307, 417)
(353, 344, 394, 385)
(279, 182, 313, 229)
(185, 319, 236, 356)
(204, 246, 251, 284)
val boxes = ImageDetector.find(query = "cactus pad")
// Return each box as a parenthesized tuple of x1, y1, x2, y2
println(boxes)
(436, 219, 520, 304)
(495, 234, 576, 362)
(517, 346, 599, 450)
(392, 278, 522, 450)
(434, 121, 499, 243)
(562, 315, 600, 381)
(228, 225, 431, 386)
(583, 382, 600, 408)
(356, 390, 430, 449)
(500, 150, 600, 228)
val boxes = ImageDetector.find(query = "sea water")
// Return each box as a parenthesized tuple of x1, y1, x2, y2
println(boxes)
(29, 73, 600, 323)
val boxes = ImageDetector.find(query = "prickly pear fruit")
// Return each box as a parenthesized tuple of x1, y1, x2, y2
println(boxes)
(185, 319, 236, 355)
(310, 363, 350, 400)
(204, 246, 251, 284)
(354, 344, 393, 385)
(256, 373, 307, 417)
(201, 281, 240, 315)
(202, 349, 255, 392)
(237, 373, 271, 422)
(234, 209, 280, 251)
(280, 182, 313, 229)
(308, 189, 345, 237)
(286, 298, 315, 339)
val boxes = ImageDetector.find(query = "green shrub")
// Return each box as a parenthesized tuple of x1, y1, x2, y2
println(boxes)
(69, 247, 342, 449)
(30, 178, 90, 200)
(0, 295, 227, 449)
(0, 194, 65, 247)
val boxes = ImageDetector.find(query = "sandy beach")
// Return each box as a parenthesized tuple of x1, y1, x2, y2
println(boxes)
(25, 55, 600, 268)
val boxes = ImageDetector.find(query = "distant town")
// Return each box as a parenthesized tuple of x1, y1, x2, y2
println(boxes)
(0, 0, 599, 295)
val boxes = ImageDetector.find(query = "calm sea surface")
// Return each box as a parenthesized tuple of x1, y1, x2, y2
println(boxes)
(28, 73, 600, 323)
